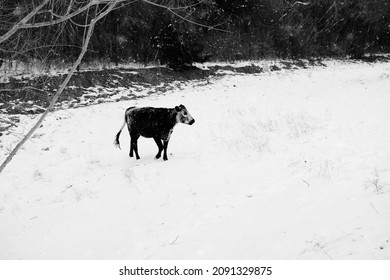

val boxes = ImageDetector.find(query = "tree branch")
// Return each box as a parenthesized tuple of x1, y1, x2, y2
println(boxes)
(141, 0, 231, 33)
(0, 1, 119, 174)
(0, 0, 50, 44)
(0, 0, 126, 32)
(279, 1, 311, 21)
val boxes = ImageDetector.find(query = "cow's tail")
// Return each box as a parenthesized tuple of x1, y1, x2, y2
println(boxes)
(114, 107, 135, 150)
(114, 117, 126, 150)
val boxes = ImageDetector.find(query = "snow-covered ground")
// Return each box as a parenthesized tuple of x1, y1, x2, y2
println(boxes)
(0, 61, 389, 259)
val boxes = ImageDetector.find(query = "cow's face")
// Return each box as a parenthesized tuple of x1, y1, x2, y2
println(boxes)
(175, 105, 195, 125)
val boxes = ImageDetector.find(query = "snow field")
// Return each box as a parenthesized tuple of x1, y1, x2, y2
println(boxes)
(0, 61, 390, 259)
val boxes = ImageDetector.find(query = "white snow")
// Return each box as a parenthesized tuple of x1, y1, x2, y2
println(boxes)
(0, 61, 390, 260)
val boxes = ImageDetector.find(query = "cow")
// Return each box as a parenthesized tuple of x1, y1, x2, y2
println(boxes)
(114, 104, 195, 161)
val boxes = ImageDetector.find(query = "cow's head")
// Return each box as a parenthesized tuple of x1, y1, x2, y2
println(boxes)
(175, 104, 195, 125)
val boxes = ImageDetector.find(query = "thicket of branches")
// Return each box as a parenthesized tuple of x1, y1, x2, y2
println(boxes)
(1, 0, 389, 72)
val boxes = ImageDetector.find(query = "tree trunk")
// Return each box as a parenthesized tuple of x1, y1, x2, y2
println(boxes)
(0, 2, 118, 174)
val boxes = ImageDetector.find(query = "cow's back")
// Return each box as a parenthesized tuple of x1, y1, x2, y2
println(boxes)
(126, 107, 176, 138)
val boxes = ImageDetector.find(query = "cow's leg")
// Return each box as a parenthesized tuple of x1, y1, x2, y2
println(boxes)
(130, 134, 140, 160)
(163, 140, 170, 161)
(153, 137, 163, 159)
(129, 138, 134, 157)
(133, 139, 140, 160)
(127, 124, 135, 158)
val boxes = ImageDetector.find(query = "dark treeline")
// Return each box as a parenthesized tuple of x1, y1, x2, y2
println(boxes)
(1, 0, 390, 70)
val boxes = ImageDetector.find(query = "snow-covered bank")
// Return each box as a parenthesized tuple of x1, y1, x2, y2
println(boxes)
(1, 61, 390, 259)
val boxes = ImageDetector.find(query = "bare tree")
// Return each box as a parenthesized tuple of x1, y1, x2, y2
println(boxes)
(0, 0, 120, 173)
(0, 0, 204, 173)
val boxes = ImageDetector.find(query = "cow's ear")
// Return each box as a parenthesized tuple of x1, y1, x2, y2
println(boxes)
(175, 106, 180, 111)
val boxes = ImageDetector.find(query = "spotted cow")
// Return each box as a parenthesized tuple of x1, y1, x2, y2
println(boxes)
(114, 105, 195, 161)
